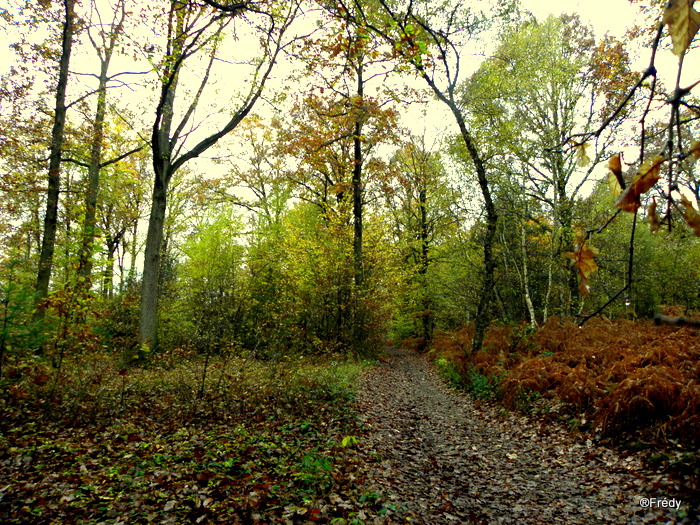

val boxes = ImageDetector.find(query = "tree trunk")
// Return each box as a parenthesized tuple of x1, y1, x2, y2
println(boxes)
(103, 229, 125, 298)
(352, 59, 365, 349)
(453, 113, 498, 355)
(418, 186, 433, 347)
(33, 0, 75, 332)
(103, 249, 115, 298)
(520, 222, 538, 326)
(77, 26, 121, 287)
(139, 0, 182, 355)
(139, 169, 169, 354)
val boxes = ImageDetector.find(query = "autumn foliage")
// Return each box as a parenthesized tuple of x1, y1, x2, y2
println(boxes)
(431, 317, 700, 448)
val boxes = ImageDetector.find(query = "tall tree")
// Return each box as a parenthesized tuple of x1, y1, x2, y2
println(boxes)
(75, 0, 139, 288)
(33, 0, 76, 334)
(289, 6, 403, 348)
(139, 0, 298, 353)
(337, 0, 514, 352)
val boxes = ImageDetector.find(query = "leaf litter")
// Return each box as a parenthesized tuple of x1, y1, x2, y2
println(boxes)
(1, 344, 697, 523)
(354, 348, 696, 524)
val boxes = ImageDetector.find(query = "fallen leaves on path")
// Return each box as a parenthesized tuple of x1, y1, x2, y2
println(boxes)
(354, 348, 694, 524)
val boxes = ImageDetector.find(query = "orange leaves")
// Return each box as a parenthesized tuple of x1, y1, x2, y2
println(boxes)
(663, 0, 700, 56)
(615, 155, 665, 213)
(565, 239, 599, 296)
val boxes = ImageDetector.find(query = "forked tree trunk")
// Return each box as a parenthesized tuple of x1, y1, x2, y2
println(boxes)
(137, 0, 293, 355)
(77, 1, 125, 288)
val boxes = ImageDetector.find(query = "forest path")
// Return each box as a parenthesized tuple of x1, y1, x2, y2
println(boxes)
(354, 348, 686, 524)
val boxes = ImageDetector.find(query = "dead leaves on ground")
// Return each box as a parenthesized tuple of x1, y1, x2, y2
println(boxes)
(0, 355, 377, 524)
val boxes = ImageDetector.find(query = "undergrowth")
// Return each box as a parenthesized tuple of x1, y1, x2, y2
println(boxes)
(0, 351, 376, 524)
(430, 317, 700, 496)
(435, 358, 500, 400)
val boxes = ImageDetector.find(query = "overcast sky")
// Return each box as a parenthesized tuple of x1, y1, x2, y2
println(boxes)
(523, 0, 642, 37)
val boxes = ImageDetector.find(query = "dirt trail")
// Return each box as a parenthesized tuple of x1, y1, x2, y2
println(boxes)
(355, 348, 691, 524)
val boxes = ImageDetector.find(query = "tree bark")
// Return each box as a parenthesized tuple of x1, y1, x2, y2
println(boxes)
(138, 0, 292, 354)
(418, 185, 434, 347)
(352, 59, 365, 349)
(453, 114, 498, 354)
(33, 0, 75, 332)
(139, 153, 172, 353)
(139, 0, 183, 355)
(520, 222, 537, 326)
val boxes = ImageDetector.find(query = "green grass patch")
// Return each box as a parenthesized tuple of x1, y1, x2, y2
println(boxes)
(435, 357, 501, 401)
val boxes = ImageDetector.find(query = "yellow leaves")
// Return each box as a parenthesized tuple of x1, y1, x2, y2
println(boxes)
(608, 173, 623, 197)
(690, 140, 700, 160)
(663, 0, 700, 56)
(615, 155, 666, 213)
(572, 141, 591, 167)
(681, 195, 700, 235)
(565, 239, 599, 296)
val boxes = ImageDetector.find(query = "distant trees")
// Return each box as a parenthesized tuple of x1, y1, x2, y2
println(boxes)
(3, 0, 700, 368)
(385, 138, 456, 347)
(138, 0, 299, 354)
(460, 14, 636, 322)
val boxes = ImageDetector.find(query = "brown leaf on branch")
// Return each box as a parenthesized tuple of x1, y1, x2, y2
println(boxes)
(663, 0, 700, 56)
(615, 155, 665, 213)
(565, 240, 599, 295)
(606, 153, 625, 196)
(690, 140, 700, 160)
(648, 197, 661, 233)
(681, 194, 700, 235)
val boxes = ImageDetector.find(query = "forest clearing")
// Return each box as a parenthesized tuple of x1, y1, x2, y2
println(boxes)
(2, 0, 700, 523)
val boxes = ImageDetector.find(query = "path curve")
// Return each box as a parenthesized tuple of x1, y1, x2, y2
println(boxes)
(355, 348, 690, 524)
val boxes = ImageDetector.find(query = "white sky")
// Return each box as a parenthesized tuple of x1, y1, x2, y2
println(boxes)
(523, 0, 640, 38)
(0, 1, 696, 167)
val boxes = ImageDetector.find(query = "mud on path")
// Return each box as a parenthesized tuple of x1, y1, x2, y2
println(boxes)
(354, 348, 692, 524)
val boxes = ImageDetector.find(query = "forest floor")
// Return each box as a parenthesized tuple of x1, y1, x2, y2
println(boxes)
(354, 347, 697, 524)
(0, 346, 698, 523)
